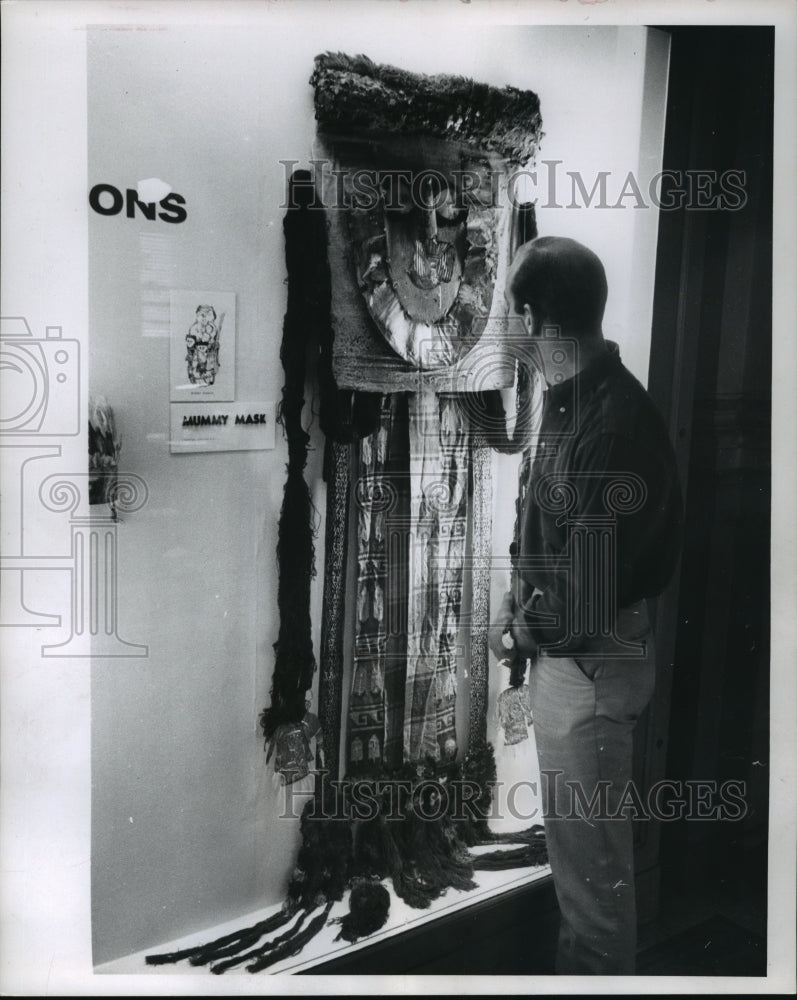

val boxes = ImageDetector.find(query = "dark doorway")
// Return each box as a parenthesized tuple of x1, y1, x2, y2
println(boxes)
(645, 24, 772, 973)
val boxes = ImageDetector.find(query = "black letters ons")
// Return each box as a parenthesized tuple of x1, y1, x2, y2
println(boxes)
(89, 184, 187, 223)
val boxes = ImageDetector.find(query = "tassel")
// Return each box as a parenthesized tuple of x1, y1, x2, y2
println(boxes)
(145, 906, 295, 967)
(261, 163, 377, 768)
(259, 173, 320, 751)
(245, 903, 334, 974)
(336, 880, 390, 942)
(422, 813, 476, 893)
(146, 753, 544, 976)
(471, 831, 548, 870)
(497, 686, 530, 745)
(208, 907, 312, 974)
(490, 823, 547, 845)
(351, 815, 389, 881)
(411, 793, 475, 892)
(371, 807, 436, 910)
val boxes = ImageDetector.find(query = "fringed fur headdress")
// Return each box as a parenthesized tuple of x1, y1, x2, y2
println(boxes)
(311, 52, 543, 164)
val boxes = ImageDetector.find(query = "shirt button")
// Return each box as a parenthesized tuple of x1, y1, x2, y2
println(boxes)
(559, 406, 566, 413)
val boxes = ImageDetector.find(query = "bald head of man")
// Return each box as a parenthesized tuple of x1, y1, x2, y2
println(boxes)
(507, 236, 608, 340)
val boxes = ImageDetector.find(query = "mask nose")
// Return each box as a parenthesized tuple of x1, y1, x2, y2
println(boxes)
(419, 175, 439, 241)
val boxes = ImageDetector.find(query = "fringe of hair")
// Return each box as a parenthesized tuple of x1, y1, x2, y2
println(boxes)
(311, 52, 543, 165)
(145, 756, 547, 975)
(260, 169, 380, 747)
(244, 903, 334, 975)
(208, 908, 312, 974)
(472, 833, 548, 871)
(336, 880, 391, 943)
(145, 906, 296, 967)
(259, 171, 318, 744)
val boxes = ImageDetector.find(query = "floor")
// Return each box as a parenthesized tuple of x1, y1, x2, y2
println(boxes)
(635, 854, 767, 977)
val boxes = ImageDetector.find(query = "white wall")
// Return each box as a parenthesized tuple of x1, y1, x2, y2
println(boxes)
(88, 19, 668, 964)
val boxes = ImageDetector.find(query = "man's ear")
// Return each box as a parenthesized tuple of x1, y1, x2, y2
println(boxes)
(522, 303, 535, 336)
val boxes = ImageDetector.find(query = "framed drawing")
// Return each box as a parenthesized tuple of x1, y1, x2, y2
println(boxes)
(169, 290, 236, 402)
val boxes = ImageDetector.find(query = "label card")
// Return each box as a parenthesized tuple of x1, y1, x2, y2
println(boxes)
(170, 401, 276, 453)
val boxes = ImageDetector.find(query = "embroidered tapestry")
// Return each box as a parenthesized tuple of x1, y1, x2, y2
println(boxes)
(312, 52, 543, 772)
(403, 388, 469, 763)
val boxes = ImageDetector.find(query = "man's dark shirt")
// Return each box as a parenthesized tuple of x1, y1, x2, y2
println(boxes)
(518, 340, 682, 656)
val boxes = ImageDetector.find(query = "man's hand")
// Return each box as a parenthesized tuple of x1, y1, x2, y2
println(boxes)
(488, 590, 517, 662)
(509, 612, 538, 660)
(488, 591, 538, 661)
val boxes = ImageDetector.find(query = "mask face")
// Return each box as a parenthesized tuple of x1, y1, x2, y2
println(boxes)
(343, 151, 500, 370)
(310, 53, 542, 394)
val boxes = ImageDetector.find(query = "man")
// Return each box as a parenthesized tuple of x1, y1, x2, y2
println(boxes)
(490, 236, 682, 975)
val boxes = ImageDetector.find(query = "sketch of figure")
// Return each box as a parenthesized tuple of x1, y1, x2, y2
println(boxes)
(185, 304, 224, 385)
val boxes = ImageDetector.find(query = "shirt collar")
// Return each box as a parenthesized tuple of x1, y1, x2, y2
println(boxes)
(545, 339, 621, 403)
